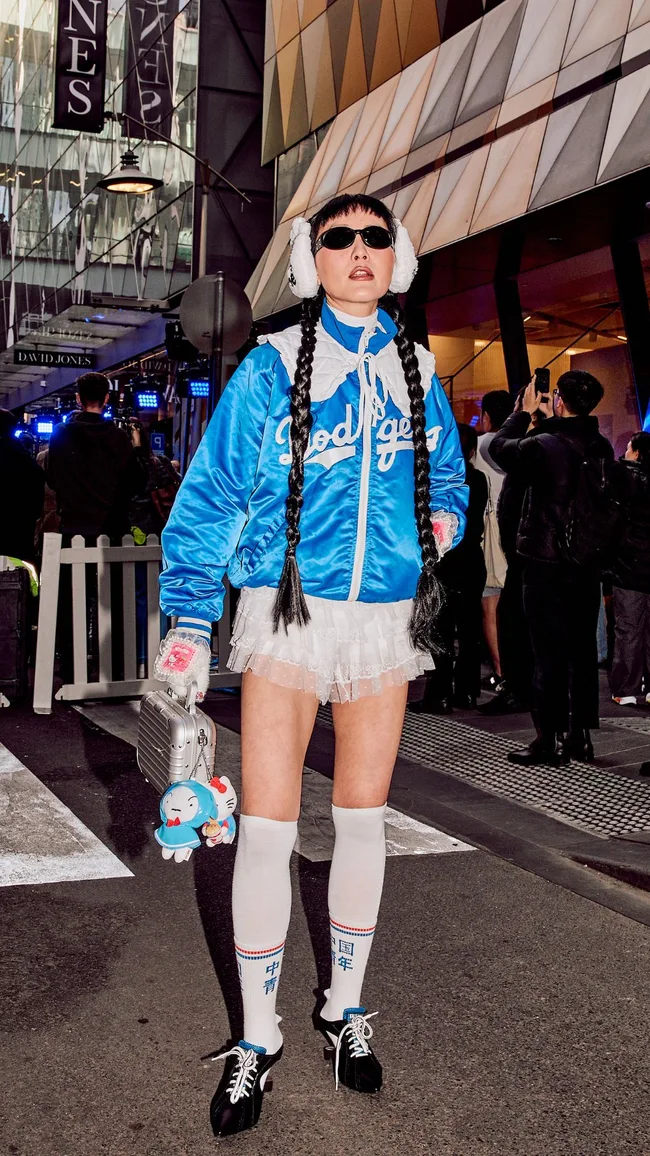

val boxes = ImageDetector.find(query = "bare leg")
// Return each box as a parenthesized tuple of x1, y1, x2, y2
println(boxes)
(331, 682, 408, 806)
(240, 669, 319, 819)
(482, 592, 502, 677)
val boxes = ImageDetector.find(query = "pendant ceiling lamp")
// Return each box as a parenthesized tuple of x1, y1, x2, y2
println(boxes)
(98, 150, 163, 195)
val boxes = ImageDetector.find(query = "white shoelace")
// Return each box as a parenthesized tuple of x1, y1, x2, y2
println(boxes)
(333, 1012, 378, 1091)
(212, 1044, 259, 1103)
(350, 329, 389, 442)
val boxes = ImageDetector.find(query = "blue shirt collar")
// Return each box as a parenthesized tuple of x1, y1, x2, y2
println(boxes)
(320, 298, 397, 354)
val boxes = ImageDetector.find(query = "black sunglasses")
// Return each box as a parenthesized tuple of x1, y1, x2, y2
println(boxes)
(314, 225, 394, 253)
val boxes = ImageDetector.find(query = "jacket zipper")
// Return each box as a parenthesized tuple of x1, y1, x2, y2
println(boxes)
(348, 357, 373, 601)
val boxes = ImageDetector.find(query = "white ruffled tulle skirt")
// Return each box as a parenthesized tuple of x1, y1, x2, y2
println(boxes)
(227, 585, 434, 704)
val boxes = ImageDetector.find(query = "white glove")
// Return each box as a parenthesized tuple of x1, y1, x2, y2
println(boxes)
(431, 510, 459, 557)
(154, 627, 211, 702)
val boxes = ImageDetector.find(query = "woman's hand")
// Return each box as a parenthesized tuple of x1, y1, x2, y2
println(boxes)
(153, 628, 211, 701)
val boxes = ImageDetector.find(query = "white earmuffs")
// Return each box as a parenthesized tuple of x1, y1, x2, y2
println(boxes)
(287, 214, 419, 299)
(287, 217, 320, 299)
(389, 219, 419, 294)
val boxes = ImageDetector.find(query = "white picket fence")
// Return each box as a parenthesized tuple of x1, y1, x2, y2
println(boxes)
(33, 532, 239, 714)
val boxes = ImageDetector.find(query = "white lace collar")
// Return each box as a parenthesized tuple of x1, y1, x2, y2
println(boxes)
(258, 323, 436, 418)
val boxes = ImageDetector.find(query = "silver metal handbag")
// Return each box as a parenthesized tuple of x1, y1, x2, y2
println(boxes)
(136, 682, 216, 795)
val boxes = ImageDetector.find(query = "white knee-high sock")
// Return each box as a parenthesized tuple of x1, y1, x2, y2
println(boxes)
(231, 814, 297, 1053)
(322, 804, 387, 1022)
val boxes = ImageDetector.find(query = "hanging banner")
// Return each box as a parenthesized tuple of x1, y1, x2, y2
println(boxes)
(123, 0, 174, 140)
(53, 0, 108, 133)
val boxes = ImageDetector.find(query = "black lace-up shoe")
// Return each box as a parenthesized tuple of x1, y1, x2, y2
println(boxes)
(209, 1041, 282, 1137)
(316, 1007, 382, 1093)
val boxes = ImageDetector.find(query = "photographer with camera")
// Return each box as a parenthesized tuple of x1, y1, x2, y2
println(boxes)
(490, 370, 614, 766)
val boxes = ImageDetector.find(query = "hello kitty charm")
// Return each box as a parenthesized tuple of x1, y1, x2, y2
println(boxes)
(155, 776, 237, 863)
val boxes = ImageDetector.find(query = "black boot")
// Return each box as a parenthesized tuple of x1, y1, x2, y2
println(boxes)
(210, 1041, 282, 1137)
(315, 1007, 382, 1093)
(565, 727, 595, 762)
(508, 733, 569, 767)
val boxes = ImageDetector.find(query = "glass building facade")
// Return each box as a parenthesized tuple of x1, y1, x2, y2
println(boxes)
(0, 0, 199, 406)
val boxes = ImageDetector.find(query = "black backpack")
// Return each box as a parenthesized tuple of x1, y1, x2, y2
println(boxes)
(557, 433, 622, 567)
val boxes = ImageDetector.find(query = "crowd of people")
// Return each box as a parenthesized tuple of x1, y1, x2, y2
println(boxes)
(0, 369, 649, 756)
(412, 371, 650, 769)
(0, 372, 180, 680)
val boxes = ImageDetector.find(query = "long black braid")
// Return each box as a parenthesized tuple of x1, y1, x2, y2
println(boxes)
(272, 290, 322, 632)
(381, 293, 445, 655)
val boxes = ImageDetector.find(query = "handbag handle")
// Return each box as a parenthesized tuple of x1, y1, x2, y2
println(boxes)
(185, 681, 198, 715)
(164, 681, 198, 714)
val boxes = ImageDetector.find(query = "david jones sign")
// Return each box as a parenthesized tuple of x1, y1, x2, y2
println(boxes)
(14, 350, 96, 368)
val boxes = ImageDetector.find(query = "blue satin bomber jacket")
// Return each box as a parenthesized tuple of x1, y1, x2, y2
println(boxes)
(159, 301, 468, 625)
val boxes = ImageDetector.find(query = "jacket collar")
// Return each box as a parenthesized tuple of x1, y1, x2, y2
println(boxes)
(258, 302, 433, 417)
(320, 299, 397, 355)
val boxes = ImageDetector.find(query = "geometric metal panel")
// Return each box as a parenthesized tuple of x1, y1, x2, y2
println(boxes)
(263, 0, 510, 161)
(251, 0, 650, 316)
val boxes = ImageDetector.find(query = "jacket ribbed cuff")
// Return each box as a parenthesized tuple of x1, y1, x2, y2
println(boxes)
(176, 616, 212, 639)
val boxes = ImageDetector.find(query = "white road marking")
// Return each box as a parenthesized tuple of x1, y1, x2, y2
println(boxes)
(76, 703, 475, 862)
(0, 742, 132, 887)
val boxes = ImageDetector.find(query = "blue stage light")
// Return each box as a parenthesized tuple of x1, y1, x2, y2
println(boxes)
(36, 420, 54, 435)
(14, 428, 25, 438)
(189, 378, 210, 398)
(136, 391, 159, 409)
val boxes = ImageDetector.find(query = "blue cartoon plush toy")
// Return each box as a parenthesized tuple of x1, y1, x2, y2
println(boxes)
(155, 775, 237, 863)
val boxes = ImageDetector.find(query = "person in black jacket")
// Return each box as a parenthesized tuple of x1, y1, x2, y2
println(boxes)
(480, 399, 547, 715)
(0, 409, 45, 563)
(609, 432, 650, 706)
(47, 373, 146, 540)
(410, 423, 488, 713)
(47, 373, 146, 683)
(490, 371, 612, 766)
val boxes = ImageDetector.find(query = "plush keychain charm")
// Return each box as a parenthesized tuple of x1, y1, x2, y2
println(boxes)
(202, 775, 237, 846)
(155, 775, 237, 863)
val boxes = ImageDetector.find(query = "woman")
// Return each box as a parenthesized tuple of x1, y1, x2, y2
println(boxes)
(410, 423, 487, 712)
(610, 431, 650, 706)
(156, 194, 468, 1137)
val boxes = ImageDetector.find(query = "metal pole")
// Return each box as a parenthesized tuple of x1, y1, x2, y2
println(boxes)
(208, 271, 225, 420)
(198, 162, 209, 279)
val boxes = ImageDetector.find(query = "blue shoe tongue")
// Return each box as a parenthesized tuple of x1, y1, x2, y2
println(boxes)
(239, 1039, 267, 1055)
(343, 1007, 365, 1022)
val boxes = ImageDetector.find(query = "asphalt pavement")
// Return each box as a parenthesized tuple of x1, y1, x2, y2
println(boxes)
(1, 694, 650, 1156)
